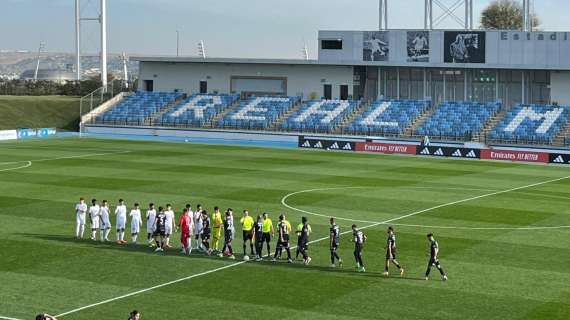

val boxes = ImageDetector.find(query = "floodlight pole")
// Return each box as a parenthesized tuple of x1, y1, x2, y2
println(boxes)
(379, 0, 387, 30)
(75, 0, 81, 81)
(100, 0, 108, 90)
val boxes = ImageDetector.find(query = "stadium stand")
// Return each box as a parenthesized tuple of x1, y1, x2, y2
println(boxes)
(347, 99, 430, 136)
(157, 93, 239, 127)
(489, 104, 570, 144)
(97, 91, 184, 124)
(280, 99, 361, 133)
(217, 96, 300, 130)
(416, 101, 500, 140)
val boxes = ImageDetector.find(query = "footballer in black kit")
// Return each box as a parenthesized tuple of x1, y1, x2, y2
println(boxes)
(201, 211, 211, 254)
(153, 207, 166, 252)
(253, 215, 263, 261)
(425, 233, 447, 281)
(297, 217, 312, 265)
(329, 218, 342, 267)
(384, 226, 404, 277)
(272, 214, 292, 263)
(351, 224, 366, 273)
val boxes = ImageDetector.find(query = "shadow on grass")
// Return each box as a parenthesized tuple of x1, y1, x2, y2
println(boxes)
(19, 232, 428, 281)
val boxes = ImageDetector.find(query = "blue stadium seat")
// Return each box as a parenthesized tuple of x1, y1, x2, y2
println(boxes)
(97, 91, 184, 124)
(416, 101, 500, 139)
(347, 99, 430, 136)
(489, 104, 570, 144)
(218, 96, 300, 130)
(281, 99, 361, 133)
(157, 93, 239, 127)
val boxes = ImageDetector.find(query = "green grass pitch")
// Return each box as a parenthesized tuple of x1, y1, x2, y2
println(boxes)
(1, 137, 569, 319)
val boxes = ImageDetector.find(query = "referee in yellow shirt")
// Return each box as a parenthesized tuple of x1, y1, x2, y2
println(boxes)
(240, 210, 255, 256)
(211, 206, 223, 254)
(261, 212, 274, 257)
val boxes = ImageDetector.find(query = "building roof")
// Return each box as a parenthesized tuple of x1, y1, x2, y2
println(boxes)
(130, 56, 339, 66)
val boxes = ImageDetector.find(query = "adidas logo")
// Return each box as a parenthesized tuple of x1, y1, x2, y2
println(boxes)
(553, 155, 564, 163)
(342, 143, 352, 150)
(434, 148, 444, 156)
(452, 149, 462, 157)
(420, 147, 430, 155)
(301, 140, 311, 148)
(466, 150, 477, 158)
(330, 142, 339, 149)
(313, 141, 323, 148)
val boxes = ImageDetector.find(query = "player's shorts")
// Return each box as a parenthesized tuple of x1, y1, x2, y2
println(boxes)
(76, 213, 86, 225)
(131, 222, 140, 234)
(116, 217, 126, 230)
(331, 242, 339, 251)
(181, 232, 190, 240)
(146, 222, 155, 234)
(225, 230, 233, 243)
(91, 219, 100, 230)
(201, 230, 211, 241)
(153, 227, 166, 237)
(262, 232, 271, 242)
(165, 225, 173, 235)
(100, 220, 111, 230)
(242, 230, 253, 241)
(428, 257, 440, 266)
(298, 239, 309, 250)
(386, 248, 397, 260)
(354, 243, 362, 253)
(213, 227, 222, 239)
(277, 239, 290, 248)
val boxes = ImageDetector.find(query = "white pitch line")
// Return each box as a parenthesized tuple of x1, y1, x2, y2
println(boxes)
(55, 219, 382, 318)
(282, 174, 570, 230)
(48, 174, 570, 317)
(0, 150, 131, 166)
(0, 161, 32, 173)
(0, 315, 24, 320)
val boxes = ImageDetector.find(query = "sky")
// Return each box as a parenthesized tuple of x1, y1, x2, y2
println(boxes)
(1, 0, 569, 59)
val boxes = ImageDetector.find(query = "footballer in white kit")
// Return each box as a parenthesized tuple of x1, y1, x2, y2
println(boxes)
(129, 203, 143, 243)
(75, 198, 88, 239)
(88, 199, 101, 241)
(193, 204, 203, 249)
(99, 200, 112, 242)
(146, 203, 157, 244)
(115, 199, 128, 244)
(164, 204, 175, 247)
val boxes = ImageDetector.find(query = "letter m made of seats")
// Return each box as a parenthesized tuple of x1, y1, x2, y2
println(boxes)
(504, 107, 564, 134)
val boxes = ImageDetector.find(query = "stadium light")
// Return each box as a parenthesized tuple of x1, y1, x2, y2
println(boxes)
(74, 0, 108, 88)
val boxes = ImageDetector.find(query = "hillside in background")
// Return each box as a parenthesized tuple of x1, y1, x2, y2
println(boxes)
(0, 51, 139, 78)
(0, 95, 80, 131)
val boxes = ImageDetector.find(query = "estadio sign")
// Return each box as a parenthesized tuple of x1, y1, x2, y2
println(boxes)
(355, 142, 416, 155)
(0, 130, 18, 141)
(480, 149, 549, 163)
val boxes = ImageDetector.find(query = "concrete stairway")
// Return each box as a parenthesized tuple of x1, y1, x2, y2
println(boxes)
(552, 118, 570, 146)
(333, 100, 372, 134)
(472, 105, 512, 143)
(145, 94, 187, 126)
(207, 99, 242, 128)
(267, 101, 304, 131)
(403, 103, 439, 137)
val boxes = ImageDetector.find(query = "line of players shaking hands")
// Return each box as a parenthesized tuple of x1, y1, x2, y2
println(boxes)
(74, 198, 448, 280)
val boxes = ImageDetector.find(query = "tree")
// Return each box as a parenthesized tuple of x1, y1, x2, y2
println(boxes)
(480, 0, 539, 30)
